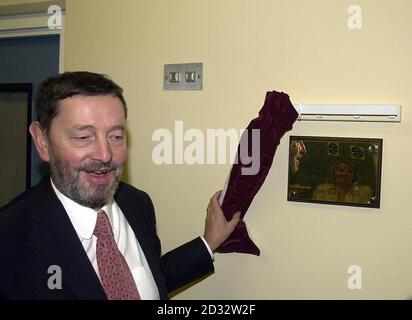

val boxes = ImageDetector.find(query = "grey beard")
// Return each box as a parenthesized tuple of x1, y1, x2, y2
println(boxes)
(49, 156, 122, 209)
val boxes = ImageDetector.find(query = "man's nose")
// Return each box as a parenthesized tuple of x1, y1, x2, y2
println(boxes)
(92, 138, 113, 163)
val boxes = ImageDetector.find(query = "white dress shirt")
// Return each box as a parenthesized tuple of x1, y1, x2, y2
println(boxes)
(51, 180, 160, 300)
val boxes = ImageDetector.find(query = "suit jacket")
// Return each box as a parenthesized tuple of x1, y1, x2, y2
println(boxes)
(0, 178, 214, 300)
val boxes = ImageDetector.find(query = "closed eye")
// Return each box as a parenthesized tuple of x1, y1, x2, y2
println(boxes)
(72, 136, 95, 146)
(109, 135, 125, 142)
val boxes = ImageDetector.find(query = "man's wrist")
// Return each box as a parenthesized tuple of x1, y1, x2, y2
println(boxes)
(200, 236, 215, 261)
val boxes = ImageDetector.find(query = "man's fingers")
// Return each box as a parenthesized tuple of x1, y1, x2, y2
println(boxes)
(211, 190, 222, 204)
(210, 191, 223, 212)
(203, 193, 241, 251)
(228, 211, 241, 228)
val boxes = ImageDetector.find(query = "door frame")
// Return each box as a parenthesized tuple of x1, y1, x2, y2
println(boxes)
(0, 1, 65, 187)
(0, 0, 66, 71)
(0, 83, 33, 189)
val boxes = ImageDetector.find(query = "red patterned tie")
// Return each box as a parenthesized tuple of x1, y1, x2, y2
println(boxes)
(94, 210, 141, 300)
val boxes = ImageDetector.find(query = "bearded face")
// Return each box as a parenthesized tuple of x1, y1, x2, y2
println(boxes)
(33, 95, 127, 209)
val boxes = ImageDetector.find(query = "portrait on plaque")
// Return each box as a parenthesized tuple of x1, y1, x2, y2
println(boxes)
(288, 136, 383, 208)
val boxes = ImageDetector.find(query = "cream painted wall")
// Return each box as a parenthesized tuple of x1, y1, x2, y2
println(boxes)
(16, 0, 412, 299)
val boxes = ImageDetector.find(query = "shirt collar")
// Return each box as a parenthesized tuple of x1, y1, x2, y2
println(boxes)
(50, 178, 114, 240)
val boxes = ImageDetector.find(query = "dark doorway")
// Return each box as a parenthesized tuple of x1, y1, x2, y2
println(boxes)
(0, 83, 32, 206)
(0, 35, 60, 188)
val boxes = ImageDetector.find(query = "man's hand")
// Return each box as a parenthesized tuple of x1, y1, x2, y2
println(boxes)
(203, 191, 241, 252)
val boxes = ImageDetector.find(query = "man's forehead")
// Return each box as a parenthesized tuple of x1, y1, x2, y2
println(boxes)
(57, 95, 125, 115)
(58, 94, 122, 106)
(51, 95, 126, 130)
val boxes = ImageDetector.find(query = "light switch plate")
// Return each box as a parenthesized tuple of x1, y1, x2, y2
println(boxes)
(164, 63, 203, 90)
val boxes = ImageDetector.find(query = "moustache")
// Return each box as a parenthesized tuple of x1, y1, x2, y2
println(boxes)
(77, 161, 121, 173)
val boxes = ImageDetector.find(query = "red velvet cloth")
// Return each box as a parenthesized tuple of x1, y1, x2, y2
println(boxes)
(216, 91, 298, 255)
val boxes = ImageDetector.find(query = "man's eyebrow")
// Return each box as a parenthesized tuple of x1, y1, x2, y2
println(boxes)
(72, 125, 96, 131)
(71, 125, 125, 131)
(108, 125, 125, 131)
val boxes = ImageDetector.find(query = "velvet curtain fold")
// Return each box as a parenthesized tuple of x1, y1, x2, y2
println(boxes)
(217, 91, 298, 255)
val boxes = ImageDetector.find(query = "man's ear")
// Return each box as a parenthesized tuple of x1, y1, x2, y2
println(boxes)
(29, 122, 50, 162)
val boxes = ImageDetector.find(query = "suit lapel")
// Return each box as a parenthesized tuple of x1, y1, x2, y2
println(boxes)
(26, 179, 106, 299)
(115, 185, 169, 299)
(25, 179, 167, 299)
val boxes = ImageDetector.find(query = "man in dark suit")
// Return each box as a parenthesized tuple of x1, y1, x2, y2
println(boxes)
(0, 71, 241, 300)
